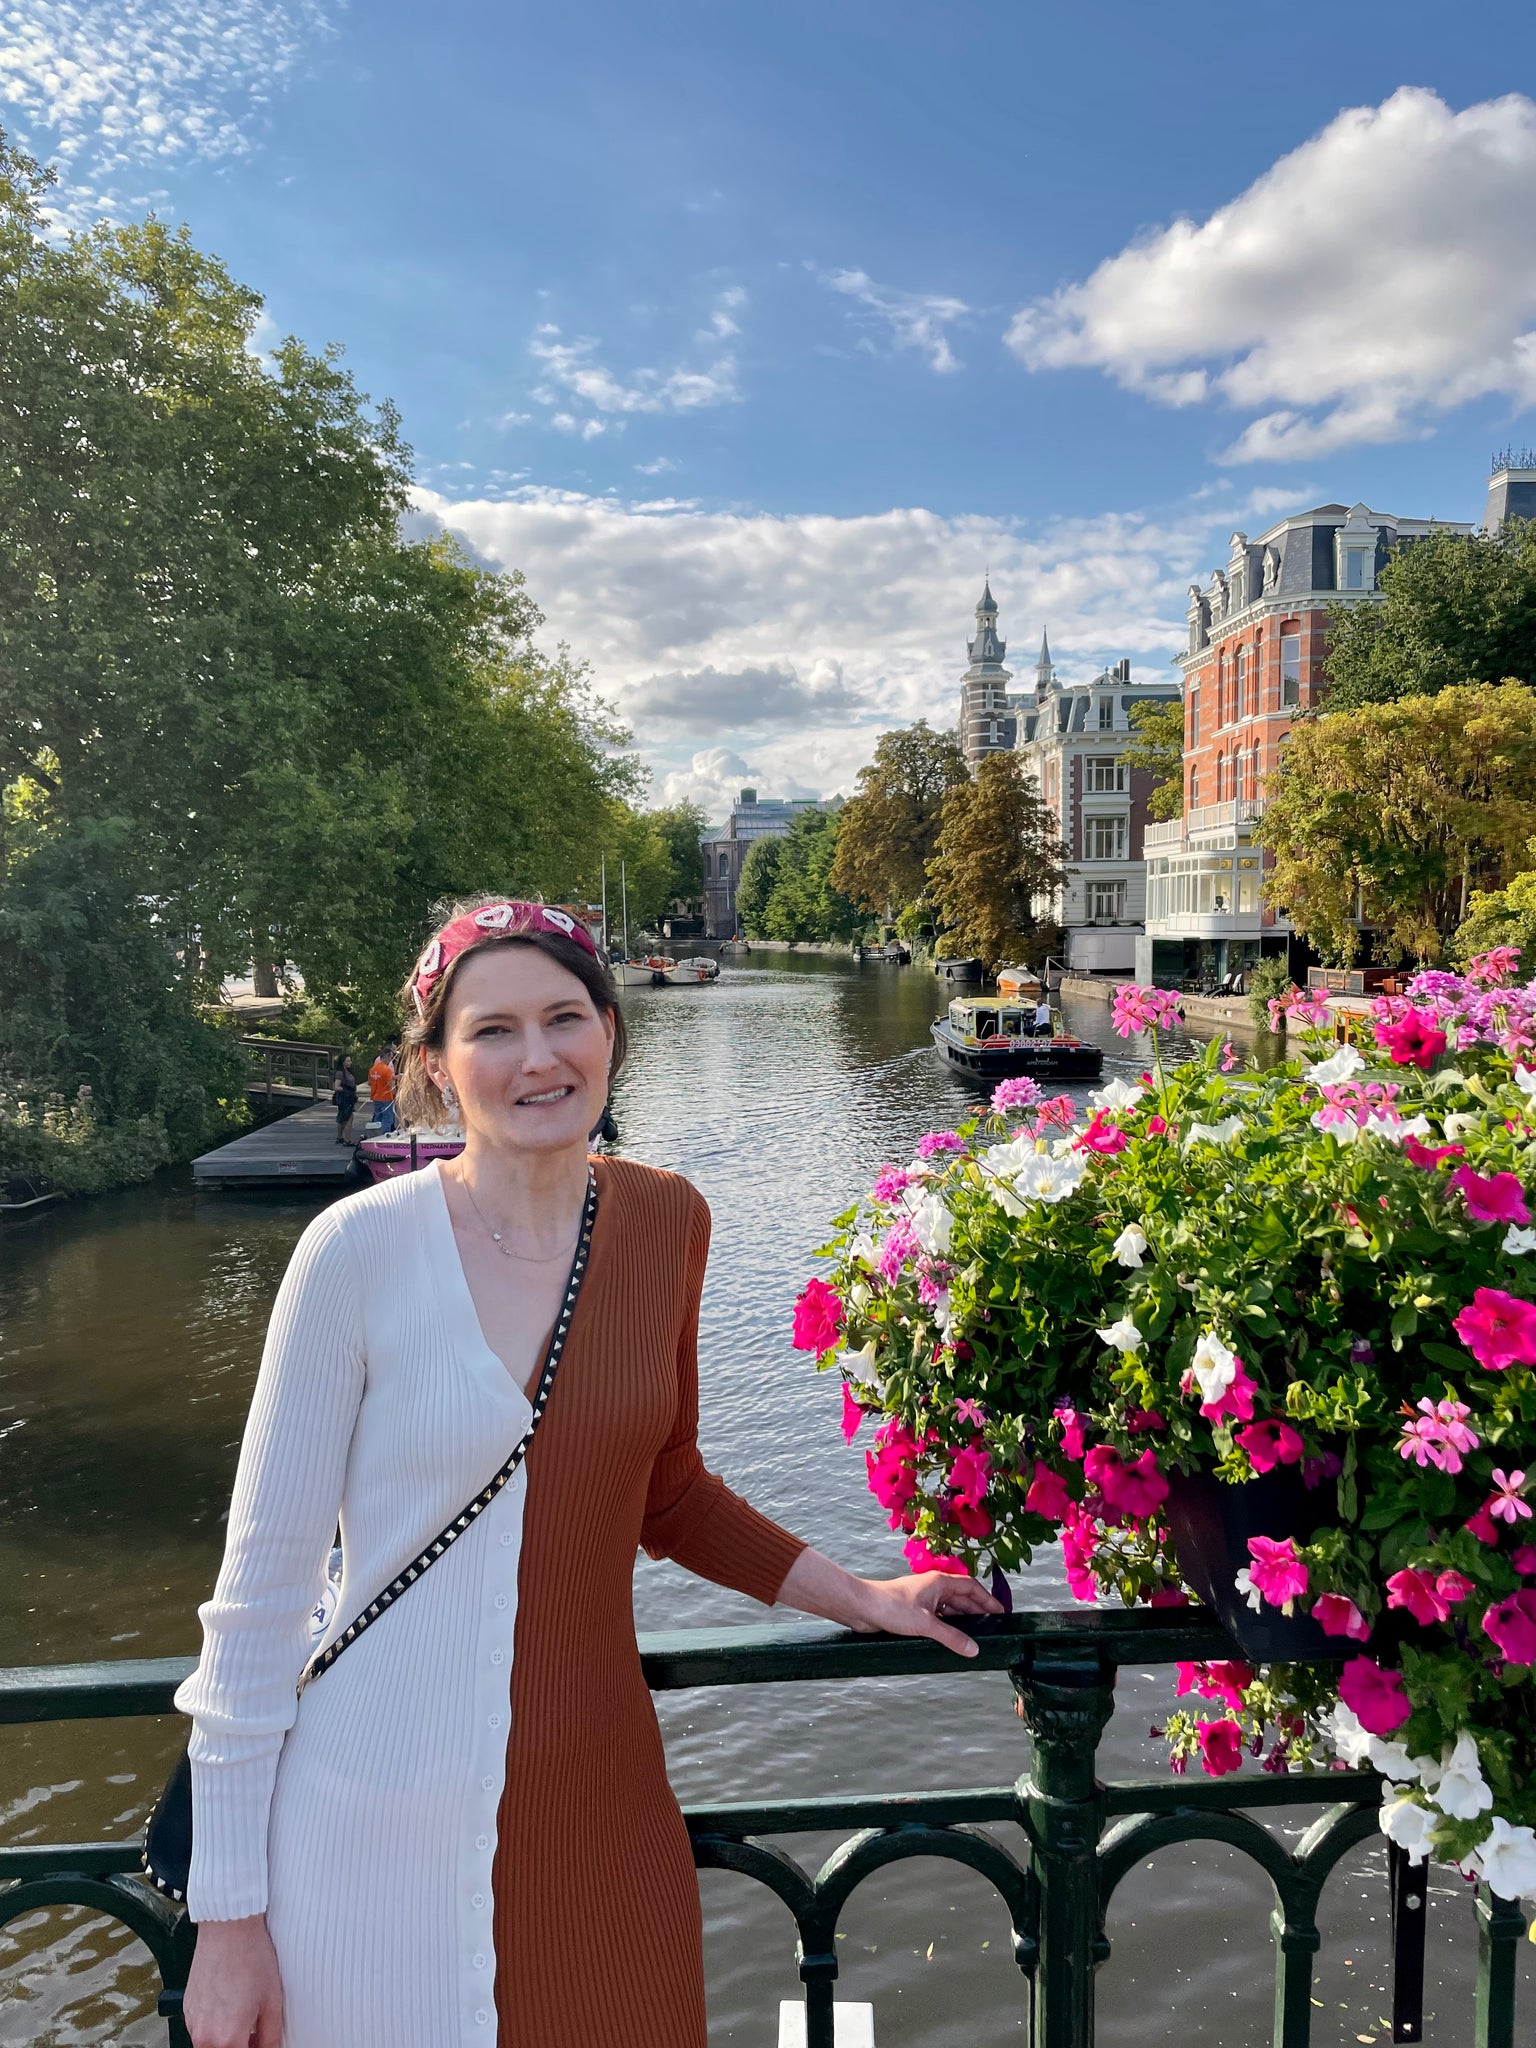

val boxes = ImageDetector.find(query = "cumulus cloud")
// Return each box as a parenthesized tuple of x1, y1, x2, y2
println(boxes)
(1007, 88, 1536, 460)
(0, 0, 336, 225)
(408, 480, 1282, 795)
(821, 267, 970, 373)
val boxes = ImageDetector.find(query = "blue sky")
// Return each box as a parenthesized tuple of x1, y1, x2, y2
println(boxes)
(8, 1, 1536, 809)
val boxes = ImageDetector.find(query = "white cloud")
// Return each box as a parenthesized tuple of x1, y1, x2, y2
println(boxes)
(408, 480, 1282, 796)
(1007, 88, 1536, 460)
(634, 456, 678, 476)
(821, 267, 970, 374)
(527, 299, 741, 441)
(0, 0, 336, 226)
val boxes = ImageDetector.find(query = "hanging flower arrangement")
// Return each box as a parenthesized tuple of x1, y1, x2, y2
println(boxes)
(794, 958, 1536, 1906)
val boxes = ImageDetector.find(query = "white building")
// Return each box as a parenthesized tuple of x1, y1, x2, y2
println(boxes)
(1014, 637, 1183, 975)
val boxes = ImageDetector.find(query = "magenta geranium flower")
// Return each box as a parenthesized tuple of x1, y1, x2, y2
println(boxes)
(1235, 1418, 1305, 1473)
(1386, 1567, 1451, 1626)
(1025, 1464, 1073, 1521)
(1453, 1287, 1536, 1372)
(1338, 1656, 1411, 1736)
(1452, 1167, 1531, 1226)
(871, 1165, 914, 1203)
(1245, 1534, 1308, 1611)
(1196, 1718, 1244, 1777)
(1312, 1593, 1370, 1641)
(792, 1277, 844, 1356)
(1482, 1589, 1536, 1666)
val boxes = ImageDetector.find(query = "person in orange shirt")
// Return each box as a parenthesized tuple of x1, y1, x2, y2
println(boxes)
(367, 1045, 397, 1133)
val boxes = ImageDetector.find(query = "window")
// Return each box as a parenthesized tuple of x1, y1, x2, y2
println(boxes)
(1085, 814, 1127, 860)
(1344, 548, 1368, 590)
(1098, 697, 1114, 730)
(1087, 881, 1125, 923)
(1235, 644, 1247, 720)
(1281, 633, 1301, 707)
(1084, 756, 1127, 792)
(1189, 768, 1199, 809)
(1189, 689, 1199, 745)
(1237, 856, 1261, 915)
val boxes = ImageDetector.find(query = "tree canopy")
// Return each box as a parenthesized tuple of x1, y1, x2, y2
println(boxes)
(830, 720, 969, 915)
(1123, 698, 1185, 820)
(0, 131, 653, 1176)
(1323, 521, 1536, 710)
(926, 753, 1069, 970)
(737, 810, 858, 943)
(1257, 684, 1536, 964)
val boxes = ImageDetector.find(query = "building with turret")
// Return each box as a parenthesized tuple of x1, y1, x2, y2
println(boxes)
(1015, 637, 1182, 974)
(957, 581, 1017, 768)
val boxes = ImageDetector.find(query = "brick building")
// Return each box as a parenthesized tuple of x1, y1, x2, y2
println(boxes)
(700, 788, 828, 939)
(1137, 499, 1472, 989)
(956, 581, 1017, 769)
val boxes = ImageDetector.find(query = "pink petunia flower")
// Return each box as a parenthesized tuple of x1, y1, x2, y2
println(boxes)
(1312, 1593, 1371, 1641)
(1055, 1405, 1089, 1461)
(1401, 1135, 1465, 1170)
(1466, 1502, 1502, 1544)
(792, 1277, 844, 1356)
(1083, 1445, 1169, 1520)
(1482, 1588, 1536, 1665)
(840, 1381, 866, 1444)
(948, 1443, 992, 1511)
(903, 1535, 969, 1577)
(1146, 1114, 1169, 1137)
(1338, 1656, 1411, 1736)
(1454, 1287, 1536, 1372)
(1025, 1464, 1073, 1521)
(1220, 1040, 1239, 1072)
(1436, 1570, 1476, 1605)
(1452, 1167, 1531, 1227)
(1245, 1534, 1309, 1611)
(1376, 1009, 1447, 1069)
(1235, 1418, 1305, 1474)
(1489, 1468, 1532, 1525)
(1076, 1112, 1129, 1155)
(1177, 1660, 1256, 1712)
(1196, 1718, 1244, 1777)
(1386, 1567, 1451, 1626)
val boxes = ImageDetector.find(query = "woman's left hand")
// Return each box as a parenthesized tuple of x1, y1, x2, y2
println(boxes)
(850, 1570, 1004, 1658)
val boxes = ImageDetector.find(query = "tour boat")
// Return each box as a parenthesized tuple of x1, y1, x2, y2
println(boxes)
(662, 956, 719, 984)
(355, 1126, 465, 1182)
(930, 996, 1103, 1081)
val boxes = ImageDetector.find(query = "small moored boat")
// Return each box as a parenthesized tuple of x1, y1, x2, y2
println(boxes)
(930, 997, 1103, 1081)
(662, 956, 720, 984)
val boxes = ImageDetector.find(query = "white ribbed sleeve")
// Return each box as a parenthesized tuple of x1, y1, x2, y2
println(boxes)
(175, 1207, 365, 1922)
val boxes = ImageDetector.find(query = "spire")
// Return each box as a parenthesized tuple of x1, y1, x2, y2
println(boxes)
(977, 577, 997, 616)
(1037, 628, 1052, 675)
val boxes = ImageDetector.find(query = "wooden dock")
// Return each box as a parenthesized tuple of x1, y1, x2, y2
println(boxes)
(193, 1101, 361, 1190)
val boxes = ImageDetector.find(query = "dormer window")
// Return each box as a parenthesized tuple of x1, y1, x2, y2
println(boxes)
(1335, 506, 1378, 593)
(1098, 697, 1114, 730)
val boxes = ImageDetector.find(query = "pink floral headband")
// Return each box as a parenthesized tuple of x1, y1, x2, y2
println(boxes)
(411, 901, 599, 1014)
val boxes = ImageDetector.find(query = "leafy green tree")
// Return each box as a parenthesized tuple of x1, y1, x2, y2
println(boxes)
(1258, 684, 1536, 964)
(736, 838, 783, 937)
(926, 753, 1069, 970)
(1124, 698, 1186, 820)
(761, 810, 859, 943)
(830, 720, 969, 915)
(1453, 841, 1536, 974)
(1323, 521, 1536, 710)
(649, 801, 708, 910)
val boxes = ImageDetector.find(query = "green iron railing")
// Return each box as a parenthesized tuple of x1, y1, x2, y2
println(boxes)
(0, 1608, 1526, 2048)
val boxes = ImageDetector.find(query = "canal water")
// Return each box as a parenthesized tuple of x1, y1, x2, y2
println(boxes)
(0, 957, 1527, 2044)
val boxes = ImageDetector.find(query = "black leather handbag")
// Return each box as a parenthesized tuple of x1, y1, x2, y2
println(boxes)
(142, 1170, 597, 1904)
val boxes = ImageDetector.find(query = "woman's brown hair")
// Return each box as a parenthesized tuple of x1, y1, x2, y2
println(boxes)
(395, 898, 626, 1130)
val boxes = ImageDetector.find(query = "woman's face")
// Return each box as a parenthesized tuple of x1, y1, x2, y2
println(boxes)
(428, 943, 614, 1155)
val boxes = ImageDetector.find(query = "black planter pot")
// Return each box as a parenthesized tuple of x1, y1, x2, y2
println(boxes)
(1164, 1465, 1340, 1662)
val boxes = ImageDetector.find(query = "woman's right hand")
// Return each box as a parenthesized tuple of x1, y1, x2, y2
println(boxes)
(183, 1915, 284, 2048)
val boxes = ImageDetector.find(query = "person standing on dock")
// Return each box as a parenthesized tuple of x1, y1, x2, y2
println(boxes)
(174, 897, 1000, 2048)
(367, 1045, 397, 1134)
(331, 1052, 359, 1145)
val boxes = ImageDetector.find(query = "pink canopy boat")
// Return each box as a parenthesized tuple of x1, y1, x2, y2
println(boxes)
(355, 1127, 464, 1183)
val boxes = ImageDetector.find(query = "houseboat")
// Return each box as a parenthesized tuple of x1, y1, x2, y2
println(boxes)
(930, 996, 1103, 1081)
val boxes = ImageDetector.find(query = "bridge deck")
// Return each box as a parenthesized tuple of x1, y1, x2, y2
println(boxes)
(193, 1101, 361, 1189)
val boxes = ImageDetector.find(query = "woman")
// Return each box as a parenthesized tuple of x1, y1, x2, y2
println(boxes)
(179, 899, 999, 2048)
(332, 1051, 359, 1145)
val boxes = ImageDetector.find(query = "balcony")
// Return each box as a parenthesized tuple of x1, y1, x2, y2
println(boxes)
(1144, 800, 1264, 856)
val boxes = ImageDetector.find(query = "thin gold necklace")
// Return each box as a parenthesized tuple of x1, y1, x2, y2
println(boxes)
(458, 1173, 582, 1262)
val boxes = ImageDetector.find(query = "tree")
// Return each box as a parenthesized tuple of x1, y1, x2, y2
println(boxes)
(649, 801, 708, 909)
(1323, 521, 1536, 710)
(1257, 684, 1536, 964)
(764, 810, 859, 943)
(831, 720, 970, 915)
(925, 754, 1070, 970)
(736, 838, 783, 936)
(1453, 841, 1536, 974)
(1124, 698, 1185, 820)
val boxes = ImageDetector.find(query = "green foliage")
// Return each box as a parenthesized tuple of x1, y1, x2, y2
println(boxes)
(1247, 953, 1294, 1033)
(737, 811, 858, 943)
(926, 752, 1069, 969)
(1453, 839, 1536, 975)
(1257, 683, 1536, 964)
(1124, 698, 1186, 820)
(831, 720, 970, 916)
(1323, 520, 1536, 711)
(648, 801, 709, 910)
(0, 1080, 172, 1196)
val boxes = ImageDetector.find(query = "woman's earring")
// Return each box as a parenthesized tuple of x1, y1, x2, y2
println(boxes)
(441, 1082, 457, 1110)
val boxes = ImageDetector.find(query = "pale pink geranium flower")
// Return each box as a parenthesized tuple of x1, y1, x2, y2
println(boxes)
(1489, 1469, 1532, 1525)
(1395, 1396, 1479, 1473)
(952, 1397, 987, 1429)
(991, 1075, 1042, 1114)
(1454, 1287, 1536, 1372)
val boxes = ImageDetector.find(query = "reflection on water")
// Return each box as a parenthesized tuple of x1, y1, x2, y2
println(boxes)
(0, 957, 1525, 2043)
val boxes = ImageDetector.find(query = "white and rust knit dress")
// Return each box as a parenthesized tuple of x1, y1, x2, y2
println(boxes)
(176, 1155, 807, 2048)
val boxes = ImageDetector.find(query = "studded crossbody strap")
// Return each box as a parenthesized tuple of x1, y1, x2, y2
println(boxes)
(296, 1165, 598, 1697)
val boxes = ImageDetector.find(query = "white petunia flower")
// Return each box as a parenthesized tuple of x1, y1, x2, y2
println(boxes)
(1503, 1225, 1536, 1256)
(909, 1192, 954, 1257)
(1324, 1703, 1374, 1768)
(1234, 1566, 1262, 1613)
(1430, 1732, 1493, 1822)
(1097, 1315, 1143, 1354)
(1378, 1791, 1437, 1865)
(1443, 1112, 1480, 1140)
(849, 1282, 872, 1311)
(1112, 1222, 1149, 1269)
(1089, 1077, 1145, 1113)
(1512, 1065, 1536, 1100)
(850, 1230, 879, 1269)
(1185, 1114, 1245, 1148)
(1190, 1330, 1237, 1407)
(1306, 1045, 1365, 1086)
(1368, 1738, 1432, 1783)
(1471, 1818, 1536, 1901)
